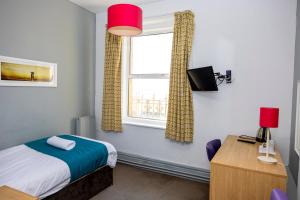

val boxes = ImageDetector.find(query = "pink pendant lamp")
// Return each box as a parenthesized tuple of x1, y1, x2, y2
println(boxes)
(107, 4, 143, 36)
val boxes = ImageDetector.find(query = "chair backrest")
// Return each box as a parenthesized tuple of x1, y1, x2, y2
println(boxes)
(206, 139, 221, 161)
(270, 189, 288, 200)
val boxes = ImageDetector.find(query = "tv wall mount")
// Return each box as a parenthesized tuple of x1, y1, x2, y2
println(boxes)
(214, 70, 232, 86)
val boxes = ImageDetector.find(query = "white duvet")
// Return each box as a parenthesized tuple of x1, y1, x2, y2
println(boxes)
(0, 136, 117, 199)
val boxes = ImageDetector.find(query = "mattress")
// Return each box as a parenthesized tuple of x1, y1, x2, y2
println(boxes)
(0, 135, 117, 199)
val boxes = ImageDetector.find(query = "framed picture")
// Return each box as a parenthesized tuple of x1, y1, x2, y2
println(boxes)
(0, 55, 57, 87)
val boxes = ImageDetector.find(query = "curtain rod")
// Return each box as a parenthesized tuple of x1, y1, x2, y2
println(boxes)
(145, 12, 174, 19)
(144, 9, 192, 19)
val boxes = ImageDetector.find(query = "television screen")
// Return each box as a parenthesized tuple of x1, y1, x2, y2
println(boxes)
(187, 66, 218, 91)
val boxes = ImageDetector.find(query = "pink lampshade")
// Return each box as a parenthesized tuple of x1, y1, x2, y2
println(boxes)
(107, 4, 143, 36)
(259, 107, 279, 128)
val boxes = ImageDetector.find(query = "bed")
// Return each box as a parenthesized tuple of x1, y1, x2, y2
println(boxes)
(0, 135, 117, 199)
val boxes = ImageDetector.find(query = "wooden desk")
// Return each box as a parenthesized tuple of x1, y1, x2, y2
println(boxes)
(210, 135, 287, 200)
(0, 186, 38, 200)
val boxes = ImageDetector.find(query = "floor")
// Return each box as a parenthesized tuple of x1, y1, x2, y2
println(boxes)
(91, 163, 209, 200)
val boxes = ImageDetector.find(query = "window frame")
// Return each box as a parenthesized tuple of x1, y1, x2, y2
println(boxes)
(122, 16, 174, 129)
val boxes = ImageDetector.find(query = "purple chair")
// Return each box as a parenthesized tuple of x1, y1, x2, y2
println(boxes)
(206, 139, 221, 161)
(270, 189, 288, 200)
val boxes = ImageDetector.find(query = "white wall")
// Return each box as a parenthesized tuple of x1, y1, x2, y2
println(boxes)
(95, 0, 296, 170)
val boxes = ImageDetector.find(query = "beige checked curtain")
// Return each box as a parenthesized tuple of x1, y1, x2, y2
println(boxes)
(101, 31, 122, 132)
(165, 10, 195, 142)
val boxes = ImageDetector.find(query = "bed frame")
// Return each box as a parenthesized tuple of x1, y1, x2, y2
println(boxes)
(44, 166, 113, 200)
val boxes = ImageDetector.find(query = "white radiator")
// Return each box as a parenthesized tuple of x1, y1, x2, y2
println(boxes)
(75, 116, 95, 138)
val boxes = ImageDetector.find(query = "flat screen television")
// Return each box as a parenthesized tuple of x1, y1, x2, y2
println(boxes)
(187, 66, 218, 91)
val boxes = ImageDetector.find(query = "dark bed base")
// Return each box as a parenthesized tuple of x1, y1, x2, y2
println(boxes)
(44, 166, 113, 200)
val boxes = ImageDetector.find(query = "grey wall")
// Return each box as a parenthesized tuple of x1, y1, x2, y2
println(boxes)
(0, 0, 95, 149)
(289, 0, 300, 185)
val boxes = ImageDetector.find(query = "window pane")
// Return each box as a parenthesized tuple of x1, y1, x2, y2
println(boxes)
(128, 79, 169, 121)
(131, 33, 173, 75)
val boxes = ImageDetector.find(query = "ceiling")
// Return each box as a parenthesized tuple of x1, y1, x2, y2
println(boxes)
(69, 0, 162, 13)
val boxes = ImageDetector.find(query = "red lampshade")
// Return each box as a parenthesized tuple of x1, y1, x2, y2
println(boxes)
(107, 4, 142, 36)
(259, 107, 279, 128)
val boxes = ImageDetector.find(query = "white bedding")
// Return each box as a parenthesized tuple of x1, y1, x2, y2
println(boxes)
(0, 136, 117, 199)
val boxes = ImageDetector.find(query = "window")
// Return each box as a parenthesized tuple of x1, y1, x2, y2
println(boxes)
(122, 18, 174, 129)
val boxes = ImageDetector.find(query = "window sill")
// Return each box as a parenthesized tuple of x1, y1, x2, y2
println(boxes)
(122, 118, 166, 130)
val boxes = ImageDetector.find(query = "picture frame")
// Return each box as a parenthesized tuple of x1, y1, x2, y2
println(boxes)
(0, 55, 57, 87)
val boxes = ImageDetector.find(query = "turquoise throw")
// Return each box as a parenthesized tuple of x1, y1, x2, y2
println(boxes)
(25, 135, 108, 182)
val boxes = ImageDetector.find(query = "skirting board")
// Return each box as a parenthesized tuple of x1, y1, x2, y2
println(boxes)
(117, 151, 210, 183)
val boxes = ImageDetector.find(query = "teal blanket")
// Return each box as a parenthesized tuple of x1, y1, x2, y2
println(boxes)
(25, 135, 108, 182)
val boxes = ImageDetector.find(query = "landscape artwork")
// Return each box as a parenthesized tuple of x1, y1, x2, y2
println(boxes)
(0, 56, 57, 87)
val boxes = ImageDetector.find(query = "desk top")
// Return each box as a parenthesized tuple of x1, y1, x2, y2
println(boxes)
(0, 186, 38, 200)
(211, 135, 287, 178)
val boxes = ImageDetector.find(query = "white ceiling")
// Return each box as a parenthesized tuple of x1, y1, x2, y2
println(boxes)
(69, 0, 163, 13)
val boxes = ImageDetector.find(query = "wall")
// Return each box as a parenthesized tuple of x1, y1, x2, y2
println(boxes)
(0, 0, 95, 149)
(95, 0, 296, 170)
(298, 163, 300, 200)
(289, 0, 300, 184)
(287, 167, 298, 199)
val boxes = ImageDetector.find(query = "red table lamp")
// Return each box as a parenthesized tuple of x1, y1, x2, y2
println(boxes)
(257, 107, 279, 163)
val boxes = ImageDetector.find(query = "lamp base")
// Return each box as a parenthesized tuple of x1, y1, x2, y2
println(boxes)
(256, 127, 271, 143)
(257, 156, 277, 164)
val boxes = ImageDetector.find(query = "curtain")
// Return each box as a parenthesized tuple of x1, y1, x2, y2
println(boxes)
(101, 31, 122, 132)
(165, 10, 195, 142)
